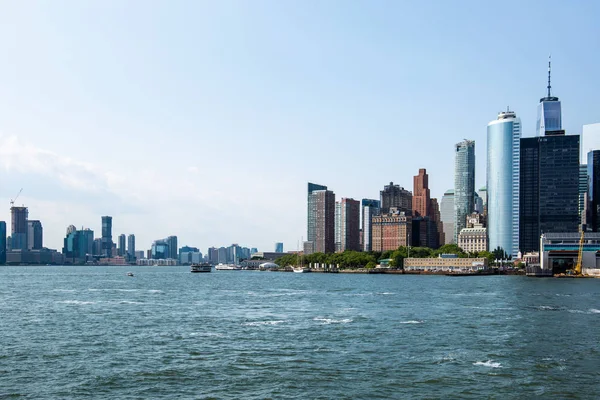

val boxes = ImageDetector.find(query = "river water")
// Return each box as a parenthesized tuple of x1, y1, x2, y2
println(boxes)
(1, 266, 599, 399)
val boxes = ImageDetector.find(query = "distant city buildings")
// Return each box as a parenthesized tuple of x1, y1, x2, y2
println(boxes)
(127, 234, 136, 260)
(487, 110, 521, 257)
(454, 139, 475, 244)
(275, 242, 283, 253)
(339, 198, 360, 252)
(151, 236, 178, 260)
(10, 206, 28, 251)
(305, 185, 335, 254)
(27, 220, 43, 250)
(587, 150, 600, 232)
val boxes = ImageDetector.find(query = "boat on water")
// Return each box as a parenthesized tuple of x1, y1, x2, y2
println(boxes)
(215, 263, 241, 271)
(293, 267, 310, 273)
(126, 272, 134, 277)
(191, 263, 212, 273)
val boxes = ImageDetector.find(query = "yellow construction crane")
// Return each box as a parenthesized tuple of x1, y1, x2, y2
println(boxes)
(573, 229, 585, 275)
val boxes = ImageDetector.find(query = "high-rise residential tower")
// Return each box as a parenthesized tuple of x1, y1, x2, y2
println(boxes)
(361, 199, 380, 252)
(487, 110, 521, 257)
(167, 236, 178, 259)
(118, 234, 126, 256)
(313, 189, 335, 253)
(380, 182, 412, 214)
(339, 198, 360, 252)
(101, 216, 113, 257)
(536, 57, 562, 136)
(27, 220, 43, 250)
(10, 206, 28, 251)
(440, 190, 455, 244)
(307, 183, 328, 253)
(454, 140, 475, 243)
(127, 234, 136, 259)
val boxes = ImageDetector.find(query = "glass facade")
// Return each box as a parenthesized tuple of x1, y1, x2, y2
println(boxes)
(361, 199, 380, 251)
(440, 190, 454, 244)
(0, 221, 6, 264)
(587, 151, 600, 231)
(520, 134, 580, 252)
(487, 112, 520, 257)
(536, 100, 562, 136)
(101, 216, 113, 257)
(454, 140, 475, 243)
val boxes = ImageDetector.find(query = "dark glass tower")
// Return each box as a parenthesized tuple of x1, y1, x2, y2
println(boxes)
(520, 134, 580, 252)
(587, 150, 600, 232)
(536, 57, 562, 136)
(101, 216, 113, 257)
(0, 221, 6, 264)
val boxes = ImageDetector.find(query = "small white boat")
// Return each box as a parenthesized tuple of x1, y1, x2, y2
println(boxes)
(126, 272, 134, 277)
(293, 267, 310, 273)
(191, 263, 212, 273)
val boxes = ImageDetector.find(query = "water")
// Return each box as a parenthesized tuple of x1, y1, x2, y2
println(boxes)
(1, 266, 600, 399)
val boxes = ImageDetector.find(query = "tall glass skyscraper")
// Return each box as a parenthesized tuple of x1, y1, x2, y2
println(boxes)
(536, 57, 561, 136)
(454, 140, 475, 243)
(487, 110, 521, 257)
(101, 216, 113, 257)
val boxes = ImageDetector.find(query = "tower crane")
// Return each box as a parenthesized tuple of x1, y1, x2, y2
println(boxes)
(574, 228, 584, 275)
(10, 188, 23, 207)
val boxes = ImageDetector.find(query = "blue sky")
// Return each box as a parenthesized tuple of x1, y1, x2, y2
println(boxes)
(1, 1, 599, 252)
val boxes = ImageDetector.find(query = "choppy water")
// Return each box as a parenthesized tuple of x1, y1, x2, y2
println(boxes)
(1, 266, 600, 399)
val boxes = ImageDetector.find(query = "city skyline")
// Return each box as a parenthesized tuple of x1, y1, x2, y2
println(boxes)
(1, 2, 599, 252)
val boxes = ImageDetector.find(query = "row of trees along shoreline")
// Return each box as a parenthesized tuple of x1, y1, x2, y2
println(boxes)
(274, 244, 511, 270)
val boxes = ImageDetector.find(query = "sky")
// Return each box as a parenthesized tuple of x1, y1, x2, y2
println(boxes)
(1, 0, 599, 253)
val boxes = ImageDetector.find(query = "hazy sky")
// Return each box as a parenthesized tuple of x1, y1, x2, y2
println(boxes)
(1, 1, 599, 253)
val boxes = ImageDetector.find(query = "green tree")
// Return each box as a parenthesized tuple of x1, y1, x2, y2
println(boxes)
(433, 243, 466, 257)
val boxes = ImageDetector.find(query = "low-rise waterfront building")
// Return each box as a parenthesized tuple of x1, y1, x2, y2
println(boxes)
(404, 255, 488, 272)
(539, 232, 600, 275)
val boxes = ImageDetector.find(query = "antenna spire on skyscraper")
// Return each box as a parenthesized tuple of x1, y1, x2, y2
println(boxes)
(547, 54, 552, 97)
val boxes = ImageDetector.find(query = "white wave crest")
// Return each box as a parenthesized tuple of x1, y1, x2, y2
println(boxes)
(589, 309, 600, 314)
(118, 301, 144, 305)
(400, 320, 424, 324)
(474, 360, 502, 368)
(58, 300, 96, 305)
(243, 320, 287, 326)
(314, 318, 353, 324)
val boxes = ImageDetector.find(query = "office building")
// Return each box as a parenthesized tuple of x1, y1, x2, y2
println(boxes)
(93, 238, 102, 256)
(275, 242, 283, 253)
(454, 140, 475, 243)
(372, 208, 412, 252)
(520, 134, 580, 252)
(380, 182, 412, 214)
(27, 220, 43, 250)
(10, 206, 28, 251)
(134, 251, 145, 260)
(487, 110, 520, 257)
(151, 239, 169, 259)
(207, 247, 218, 263)
(582, 123, 600, 157)
(580, 164, 588, 224)
(0, 221, 6, 264)
(127, 234, 136, 259)
(587, 151, 600, 232)
(339, 198, 360, 252)
(440, 189, 454, 244)
(118, 234, 126, 256)
(63, 228, 94, 263)
(101, 216, 113, 257)
(361, 199, 380, 252)
(458, 225, 487, 254)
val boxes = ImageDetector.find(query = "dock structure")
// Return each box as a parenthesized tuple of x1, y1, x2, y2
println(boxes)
(538, 232, 600, 276)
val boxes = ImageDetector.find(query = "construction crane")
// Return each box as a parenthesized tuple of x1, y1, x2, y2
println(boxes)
(574, 229, 585, 275)
(10, 188, 23, 207)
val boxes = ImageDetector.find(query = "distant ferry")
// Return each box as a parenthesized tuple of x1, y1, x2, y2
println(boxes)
(191, 263, 212, 273)
(215, 263, 242, 271)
